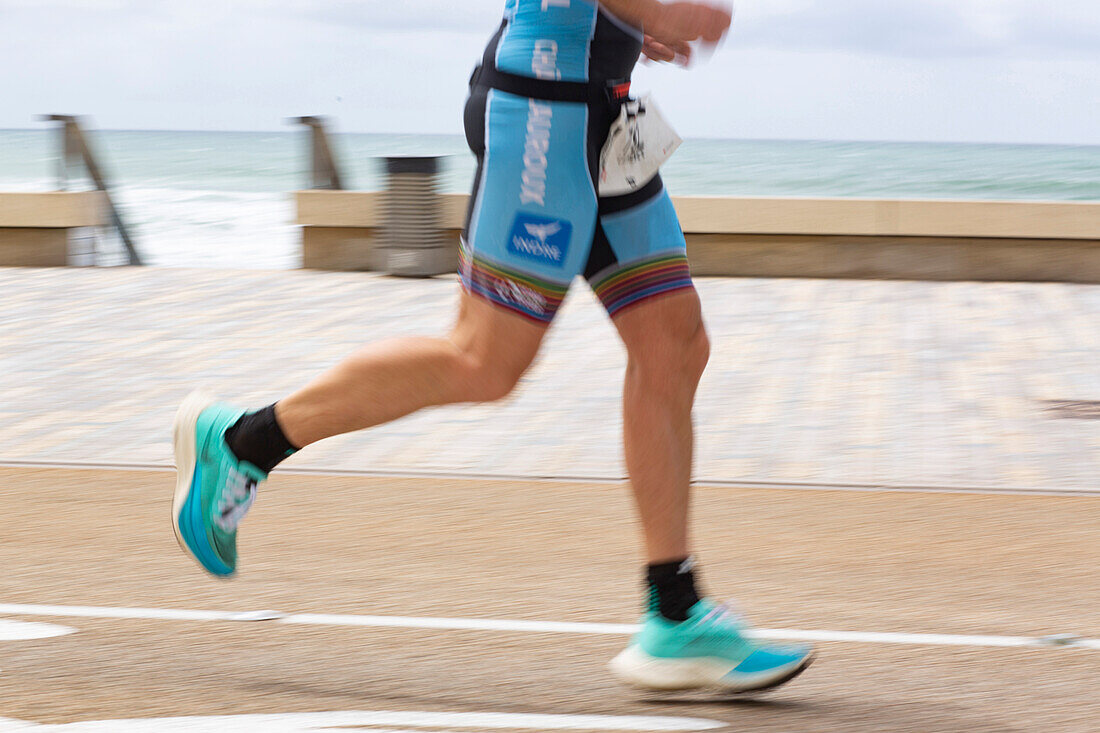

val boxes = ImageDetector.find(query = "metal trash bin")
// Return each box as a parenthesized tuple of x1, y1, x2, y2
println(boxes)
(379, 156, 452, 277)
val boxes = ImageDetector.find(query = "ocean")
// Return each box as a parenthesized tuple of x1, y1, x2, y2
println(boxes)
(2, 129, 1098, 269)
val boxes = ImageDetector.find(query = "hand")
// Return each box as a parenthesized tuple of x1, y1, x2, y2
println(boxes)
(641, 34, 693, 66)
(644, 1, 732, 48)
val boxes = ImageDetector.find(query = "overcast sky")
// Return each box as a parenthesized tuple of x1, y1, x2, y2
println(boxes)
(1, 0, 1097, 144)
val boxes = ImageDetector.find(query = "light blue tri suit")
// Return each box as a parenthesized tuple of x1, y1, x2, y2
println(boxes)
(461, 0, 694, 323)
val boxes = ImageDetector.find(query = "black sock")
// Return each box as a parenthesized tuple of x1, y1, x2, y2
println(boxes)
(646, 556, 701, 622)
(224, 404, 298, 474)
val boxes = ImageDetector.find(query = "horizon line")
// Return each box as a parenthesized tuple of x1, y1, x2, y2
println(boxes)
(2, 127, 1098, 149)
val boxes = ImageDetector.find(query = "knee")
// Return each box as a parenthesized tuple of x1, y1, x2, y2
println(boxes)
(686, 323, 711, 379)
(446, 295, 546, 403)
(679, 322, 711, 382)
(457, 349, 531, 403)
(632, 320, 710, 387)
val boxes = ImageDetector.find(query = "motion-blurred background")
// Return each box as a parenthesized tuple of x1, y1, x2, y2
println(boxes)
(2, 2, 1099, 731)
(1, 0, 1097, 267)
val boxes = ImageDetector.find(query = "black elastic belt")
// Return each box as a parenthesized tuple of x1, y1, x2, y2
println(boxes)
(470, 65, 630, 105)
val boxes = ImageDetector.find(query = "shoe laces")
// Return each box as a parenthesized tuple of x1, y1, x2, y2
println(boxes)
(701, 599, 744, 624)
(215, 467, 256, 532)
(696, 600, 751, 642)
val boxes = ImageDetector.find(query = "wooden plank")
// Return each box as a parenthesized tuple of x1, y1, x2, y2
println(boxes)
(0, 192, 107, 228)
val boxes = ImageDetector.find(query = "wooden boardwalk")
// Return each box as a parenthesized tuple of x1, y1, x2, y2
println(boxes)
(2, 266, 1100, 491)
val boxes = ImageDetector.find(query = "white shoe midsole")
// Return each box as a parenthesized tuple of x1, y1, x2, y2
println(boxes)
(170, 390, 214, 547)
(609, 644, 808, 692)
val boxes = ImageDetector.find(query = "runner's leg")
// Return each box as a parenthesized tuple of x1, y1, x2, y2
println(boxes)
(171, 291, 548, 577)
(598, 217, 814, 694)
(275, 291, 547, 448)
(611, 288, 709, 564)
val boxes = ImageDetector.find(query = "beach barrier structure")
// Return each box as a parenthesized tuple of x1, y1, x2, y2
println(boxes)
(298, 189, 460, 272)
(0, 191, 107, 267)
(291, 116, 345, 190)
(38, 115, 143, 266)
(0, 116, 143, 267)
(296, 191, 1100, 283)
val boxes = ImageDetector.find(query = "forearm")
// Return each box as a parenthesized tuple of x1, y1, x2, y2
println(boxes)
(598, 0, 663, 29)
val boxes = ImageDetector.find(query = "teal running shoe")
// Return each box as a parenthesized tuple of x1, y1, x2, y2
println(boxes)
(610, 600, 814, 692)
(171, 390, 266, 577)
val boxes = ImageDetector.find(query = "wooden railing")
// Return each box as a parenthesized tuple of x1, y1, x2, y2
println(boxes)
(40, 115, 143, 266)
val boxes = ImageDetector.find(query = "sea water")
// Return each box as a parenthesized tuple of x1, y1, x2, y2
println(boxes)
(1, 129, 1097, 269)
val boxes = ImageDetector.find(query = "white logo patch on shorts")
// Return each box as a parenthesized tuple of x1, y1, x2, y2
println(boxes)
(508, 212, 572, 267)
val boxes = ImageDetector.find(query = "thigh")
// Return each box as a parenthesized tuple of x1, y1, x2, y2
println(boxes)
(450, 289, 549, 375)
(584, 178, 695, 318)
(612, 286, 704, 358)
(462, 89, 598, 324)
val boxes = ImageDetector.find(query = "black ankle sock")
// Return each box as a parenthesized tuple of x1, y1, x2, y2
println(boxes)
(224, 404, 298, 474)
(646, 556, 701, 622)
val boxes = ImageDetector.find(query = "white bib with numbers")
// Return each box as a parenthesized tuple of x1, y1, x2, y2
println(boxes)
(598, 95, 682, 197)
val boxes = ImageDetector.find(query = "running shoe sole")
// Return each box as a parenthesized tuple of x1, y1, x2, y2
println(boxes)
(171, 389, 222, 573)
(609, 645, 815, 693)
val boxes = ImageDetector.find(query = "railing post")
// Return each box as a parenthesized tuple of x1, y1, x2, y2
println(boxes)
(54, 120, 82, 192)
(39, 115, 143, 266)
(290, 116, 345, 190)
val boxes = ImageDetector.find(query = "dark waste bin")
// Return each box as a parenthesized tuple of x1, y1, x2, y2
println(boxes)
(380, 156, 452, 277)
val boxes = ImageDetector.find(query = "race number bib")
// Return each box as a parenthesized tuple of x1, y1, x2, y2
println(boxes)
(598, 95, 682, 197)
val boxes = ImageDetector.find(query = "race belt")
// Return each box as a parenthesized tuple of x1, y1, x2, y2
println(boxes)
(468, 66, 680, 197)
(469, 65, 631, 105)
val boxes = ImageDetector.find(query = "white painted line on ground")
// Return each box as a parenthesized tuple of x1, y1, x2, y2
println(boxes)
(0, 619, 76, 642)
(750, 628, 1038, 649)
(2, 602, 1096, 651)
(0, 710, 724, 731)
(4, 458, 1099, 497)
(283, 613, 639, 635)
(0, 604, 230, 623)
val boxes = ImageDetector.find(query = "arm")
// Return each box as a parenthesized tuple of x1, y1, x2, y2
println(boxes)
(599, 0, 732, 46)
(641, 35, 692, 65)
(597, 0, 662, 28)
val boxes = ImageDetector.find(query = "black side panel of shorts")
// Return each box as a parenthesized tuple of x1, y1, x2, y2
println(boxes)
(462, 85, 490, 242)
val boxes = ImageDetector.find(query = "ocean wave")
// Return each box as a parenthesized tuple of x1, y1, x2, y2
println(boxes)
(4, 131, 1097, 269)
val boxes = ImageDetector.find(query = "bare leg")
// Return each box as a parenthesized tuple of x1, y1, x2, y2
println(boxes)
(276, 292, 548, 448)
(609, 292, 818, 691)
(612, 289, 710, 564)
